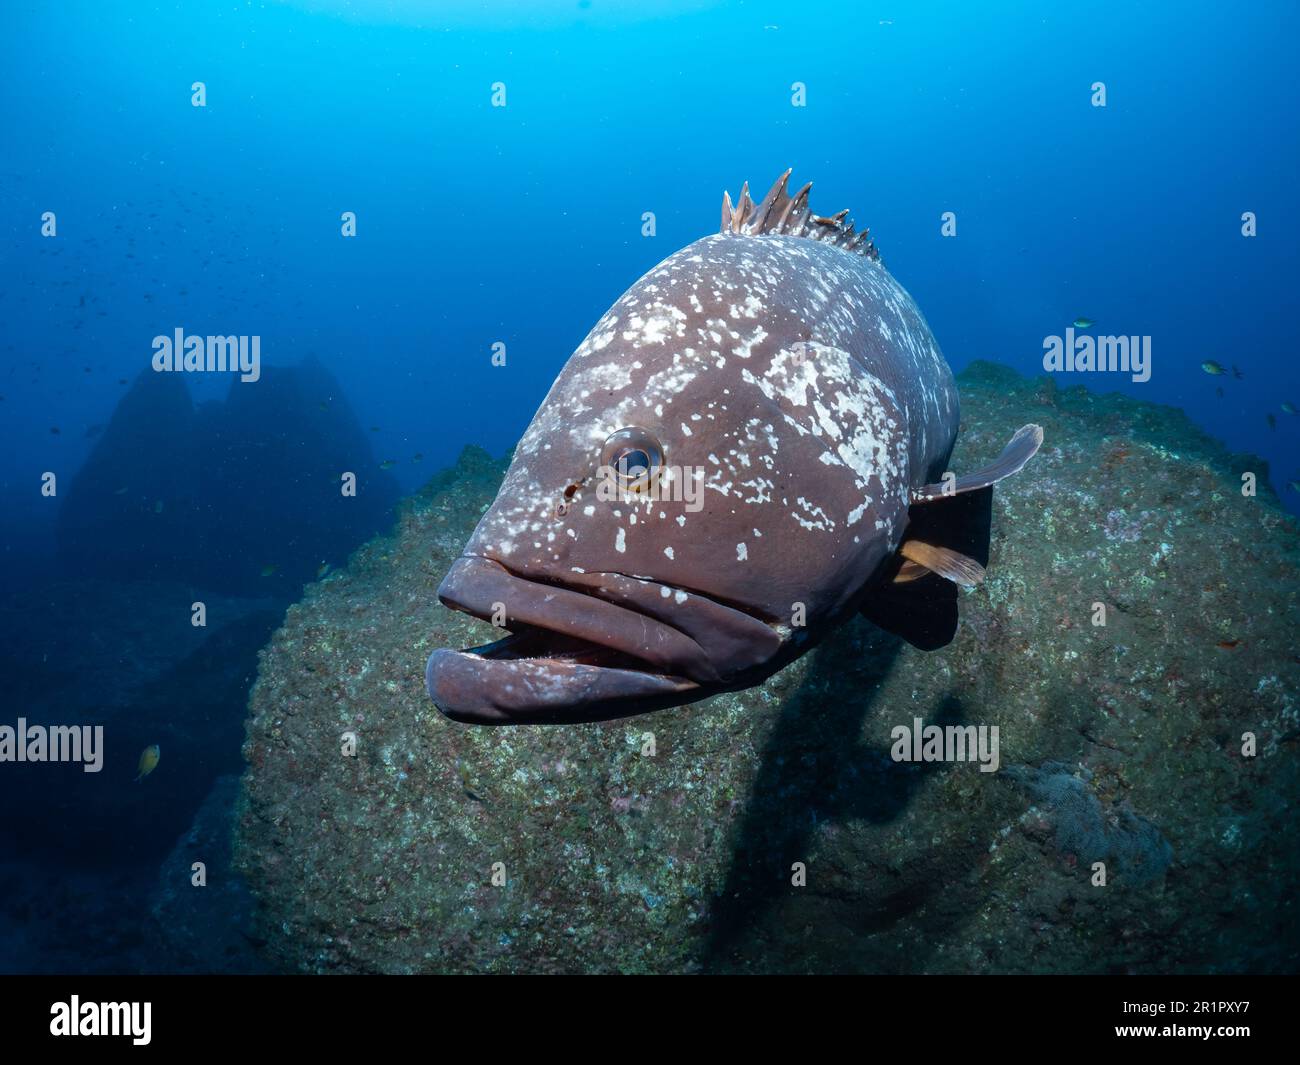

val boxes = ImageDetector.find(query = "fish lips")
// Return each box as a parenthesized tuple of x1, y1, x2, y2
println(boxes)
(425, 647, 700, 725)
(427, 555, 716, 725)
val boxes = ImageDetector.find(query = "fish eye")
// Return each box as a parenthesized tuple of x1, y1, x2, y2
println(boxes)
(602, 427, 663, 490)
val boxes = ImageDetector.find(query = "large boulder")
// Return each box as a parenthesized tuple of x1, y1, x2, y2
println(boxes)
(236, 363, 1300, 974)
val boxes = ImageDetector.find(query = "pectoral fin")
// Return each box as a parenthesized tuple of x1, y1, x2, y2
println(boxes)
(860, 485, 993, 650)
(860, 425, 1040, 650)
(899, 540, 986, 588)
(892, 559, 930, 583)
(912, 424, 1043, 503)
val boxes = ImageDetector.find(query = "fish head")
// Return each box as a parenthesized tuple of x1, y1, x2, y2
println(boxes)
(427, 235, 913, 724)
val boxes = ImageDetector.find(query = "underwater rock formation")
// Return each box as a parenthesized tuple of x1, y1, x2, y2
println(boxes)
(236, 362, 1300, 974)
(55, 370, 204, 582)
(146, 775, 269, 973)
(57, 357, 400, 596)
(0, 578, 283, 866)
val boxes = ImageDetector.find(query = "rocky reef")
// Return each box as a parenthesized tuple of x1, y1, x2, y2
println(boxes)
(0, 578, 284, 972)
(0, 578, 283, 866)
(236, 362, 1300, 974)
(146, 775, 271, 974)
(57, 356, 401, 597)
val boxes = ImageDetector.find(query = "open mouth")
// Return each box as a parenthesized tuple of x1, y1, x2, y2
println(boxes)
(425, 555, 707, 725)
(461, 624, 665, 673)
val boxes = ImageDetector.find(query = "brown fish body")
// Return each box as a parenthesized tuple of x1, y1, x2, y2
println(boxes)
(427, 172, 1040, 724)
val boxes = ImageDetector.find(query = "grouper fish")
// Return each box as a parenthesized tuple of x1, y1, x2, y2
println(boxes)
(426, 171, 1042, 725)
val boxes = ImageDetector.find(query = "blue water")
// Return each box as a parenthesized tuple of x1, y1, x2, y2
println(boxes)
(4, 1, 1298, 568)
(0, 0, 1297, 973)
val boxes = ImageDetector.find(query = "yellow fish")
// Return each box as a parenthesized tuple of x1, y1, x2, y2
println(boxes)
(135, 744, 160, 782)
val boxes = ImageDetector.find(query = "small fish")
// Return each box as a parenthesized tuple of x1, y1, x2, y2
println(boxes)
(1216, 640, 1242, 650)
(318, 402, 329, 412)
(135, 744, 160, 782)
(1232, 365, 1244, 380)
(1201, 361, 1227, 376)
(369, 426, 381, 433)
(84, 423, 103, 439)
(1289, 480, 1300, 494)
(413, 453, 424, 462)
(260, 564, 278, 577)
(113, 486, 128, 496)
(1282, 402, 1297, 415)
(315, 562, 332, 580)
(1215, 386, 1224, 399)
(379, 460, 396, 470)
(50, 426, 60, 434)
(455, 758, 487, 803)
(1072, 317, 1094, 330)
(1267, 413, 1276, 431)
(153, 499, 164, 514)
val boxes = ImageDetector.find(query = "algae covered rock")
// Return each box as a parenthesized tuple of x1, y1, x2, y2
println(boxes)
(236, 363, 1300, 974)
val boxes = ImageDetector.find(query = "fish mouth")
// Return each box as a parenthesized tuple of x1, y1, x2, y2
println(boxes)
(426, 555, 713, 725)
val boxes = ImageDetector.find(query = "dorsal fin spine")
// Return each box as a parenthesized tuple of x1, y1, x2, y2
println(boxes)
(778, 181, 812, 233)
(718, 170, 881, 263)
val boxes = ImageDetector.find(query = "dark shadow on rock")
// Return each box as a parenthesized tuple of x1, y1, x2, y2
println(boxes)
(704, 628, 973, 967)
(704, 655, 998, 972)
